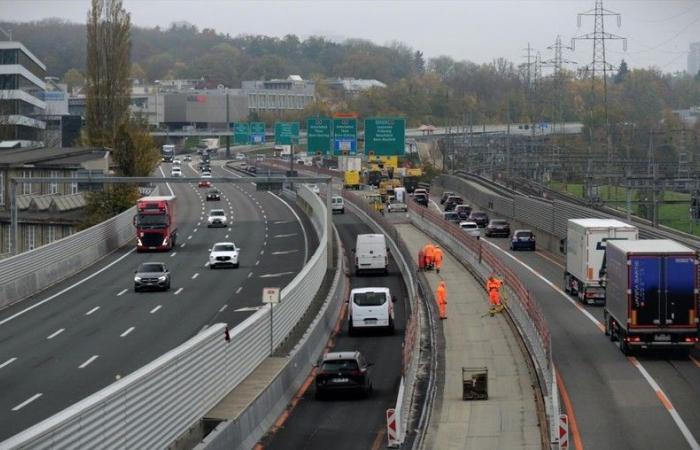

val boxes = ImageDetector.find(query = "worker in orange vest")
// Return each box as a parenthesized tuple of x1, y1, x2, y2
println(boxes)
(486, 274, 503, 309)
(434, 245, 444, 274)
(424, 243, 436, 270)
(436, 281, 447, 319)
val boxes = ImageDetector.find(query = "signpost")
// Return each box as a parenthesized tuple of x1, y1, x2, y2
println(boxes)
(233, 122, 250, 145)
(307, 117, 332, 155)
(274, 122, 300, 145)
(262, 287, 281, 353)
(250, 122, 266, 144)
(364, 117, 406, 155)
(333, 117, 357, 155)
(558, 414, 569, 450)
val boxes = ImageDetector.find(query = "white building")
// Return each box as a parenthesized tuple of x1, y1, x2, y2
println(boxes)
(241, 75, 315, 112)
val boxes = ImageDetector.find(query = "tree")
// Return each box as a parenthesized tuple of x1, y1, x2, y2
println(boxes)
(112, 119, 160, 176)
(614, 59, 629, 84)
(62, 68, 85, 92)
(413, 50, 425, 75)
(130, 62, 146, 82)
(84, 0, 132, 148)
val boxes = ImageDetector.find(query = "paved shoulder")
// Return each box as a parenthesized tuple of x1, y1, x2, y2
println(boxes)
(395, 224, 541, 450)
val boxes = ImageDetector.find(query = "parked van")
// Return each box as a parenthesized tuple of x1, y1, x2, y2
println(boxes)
(354, 234, 389, 275)
(348, 287, 396, 335)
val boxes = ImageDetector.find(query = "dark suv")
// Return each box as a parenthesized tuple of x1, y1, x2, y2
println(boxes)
(485, 219, 511, 237)
(468, 211, 490, 228)
(440, 191, 456, 205)
(413, 193, 429, 207)
(315, 351, 373, 399)
(444, 195, 464, 212)
(134, 262, 170, 292)
(454, 204, 472, 220)
(206, 189, 221, 201)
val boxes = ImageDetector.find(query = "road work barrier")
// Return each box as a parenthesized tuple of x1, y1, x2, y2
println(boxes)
(1, 185, 329, 450)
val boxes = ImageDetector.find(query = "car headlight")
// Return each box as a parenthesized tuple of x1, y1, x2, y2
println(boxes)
(158, 276, 166, 281)
(134, 276, 141, 281)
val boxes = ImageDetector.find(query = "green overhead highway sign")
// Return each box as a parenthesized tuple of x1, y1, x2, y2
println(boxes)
(250, 122, 266, 144)
(333, 117, 357, 155)
(233, 122, 250, 145)
(274, 122, 300, 145)
(306, 117, 332, 155)
(364, 117, 406, 155)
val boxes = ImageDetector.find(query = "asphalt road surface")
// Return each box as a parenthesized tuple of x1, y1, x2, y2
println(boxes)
(0, 158, 315, 441)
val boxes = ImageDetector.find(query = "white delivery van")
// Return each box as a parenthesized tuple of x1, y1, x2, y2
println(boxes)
(331, 196, 345, 214)
(564, 218, 638, 305)
(394, 187, 407, 204)
(354, 234, 389, 275)
(348, 287, 395, 335)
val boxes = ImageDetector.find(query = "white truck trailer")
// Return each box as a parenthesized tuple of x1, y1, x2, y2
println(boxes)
(564, 218, 638, 305)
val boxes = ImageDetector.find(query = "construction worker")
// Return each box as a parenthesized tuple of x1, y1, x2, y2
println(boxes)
(424, 243, 436, 270)
(486, 274, 503, 314)
(434, 245, 444, 274)
(436, 281, 447, 319)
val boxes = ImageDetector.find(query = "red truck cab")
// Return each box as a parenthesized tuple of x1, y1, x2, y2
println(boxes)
(134, 196, 177, 252)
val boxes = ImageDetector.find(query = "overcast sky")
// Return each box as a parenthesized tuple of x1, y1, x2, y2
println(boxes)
(1, 0, 699, 74)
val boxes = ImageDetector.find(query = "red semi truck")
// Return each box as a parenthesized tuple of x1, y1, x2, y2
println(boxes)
(134, 196, 177, 252)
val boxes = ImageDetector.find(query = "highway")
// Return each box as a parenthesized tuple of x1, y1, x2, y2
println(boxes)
(430, 194, 700, 450)
(0, 157, 315, 441)
(261, 208, 408, 450)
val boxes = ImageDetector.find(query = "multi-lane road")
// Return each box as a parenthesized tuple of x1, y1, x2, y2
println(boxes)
(429, 193, 700, 450)
(0, 158, 315, 441)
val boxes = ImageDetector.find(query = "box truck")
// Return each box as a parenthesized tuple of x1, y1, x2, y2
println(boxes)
(564, 219, 638, 304)
(603, 239, 699, 354)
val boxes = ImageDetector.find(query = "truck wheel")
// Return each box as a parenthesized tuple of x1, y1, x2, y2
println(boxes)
(619, 337, 631, 355)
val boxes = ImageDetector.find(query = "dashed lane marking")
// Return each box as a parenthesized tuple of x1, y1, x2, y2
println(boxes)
(12, 393, 42, 411)
(78, 355, 99, 369)
(259, 272, 294, 278)
(272, 250, 298, 255)
(117, 289, 128, 296)
(219, 305, 228, 312)
(46, 328, 65, 340)
(192, 273, 199, 279)
(85, 306, 100, 316)
(150, 305, 162, 314)
(174, 288, 183, 295)
(120, 327, 135, 338)
(235, 286, 242, 294)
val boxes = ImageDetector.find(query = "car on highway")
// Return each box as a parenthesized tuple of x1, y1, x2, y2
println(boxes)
(510, 229, 536, 251)
(198, 179, 211, 188)
(247, 165, 257, 174)
(444, 195, 464, 212)
(468, 211, 490, 228)
(454, 204, 472, 220)
(208, 242, 239, 269)
(440, 191, 455, 205)
(413, 188, 428, 198)
(184, 154, 192, 161)
(170, 167, 182, 177)
(235, 153, 247, 161)
(201, 171, 212, 178)
(206, 189, 221, 201)
(485, 219, 511, 237)
(314, 351, 373, 399)
(305, 184, 320, 195)
(256, 154, 264, 162)
(354, 234, 389, 275)
(413, 193, 428, 207)
(134, 262, 170, 292)
(459, 221, 481, 237)
(331, 196, 345, 214)
(348, 287, 396, 335)
(207, 209, 228, 228)
(442, 211, 461, 224)
(387, 200, 407, 213)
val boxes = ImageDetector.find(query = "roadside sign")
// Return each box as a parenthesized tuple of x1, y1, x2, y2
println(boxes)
(250, 122, 266, 144)
(558, 414, 568, 449)
(233, 122, 250, 145)
(364, 117, 405, 156)
(307, 117, 332, 155)
(333, 117, 357, 155)
(274, 122, 299, 145)
(262, 287, 280, 304)
(386, 408, 399, 448)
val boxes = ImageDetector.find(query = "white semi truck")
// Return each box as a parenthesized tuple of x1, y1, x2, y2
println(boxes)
(564, 218, 638, 305)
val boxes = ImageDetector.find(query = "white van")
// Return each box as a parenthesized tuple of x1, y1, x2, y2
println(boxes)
(331, 196, 344, 214)
(354, 234, 388, 275)
(348, 287, 395, 335)
(394, 187, 407, 204)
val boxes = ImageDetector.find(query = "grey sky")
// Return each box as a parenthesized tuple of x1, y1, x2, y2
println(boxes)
(1, 0, 699, 73)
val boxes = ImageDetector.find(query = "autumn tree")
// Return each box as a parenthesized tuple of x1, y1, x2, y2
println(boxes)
(62, 68, 85, 92)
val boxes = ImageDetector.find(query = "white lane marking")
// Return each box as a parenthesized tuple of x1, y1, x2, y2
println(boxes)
(629, 357, 700, 449)
(234, 306, 263, 312)
(255, 260, 260, 266)
(273, 233, 297, 238)
(193, 228, 198, 233)
(120, 327, 135, 338)
(117, 289, 128, 296)
(46, 328, 65, 340)
(0, 248, 136, 326)
(235, 286, 242, 294)
(225, 234, 229, 239)
(268, 192, 309, 263)
(260, 250, 265, 255)
(274, 220, 292, 224)
(272, 250, 298, 255)
(157, 166, 174, 196)
(85, 306, 100, 316)
(150, 305, 162, 314)
(78, 355, 99, 369)
(192, 273, 199, 279)
(263, 214, 267, 220)
(429, 199, 442, 212)
(174, 288, 183, 295)
(259, 272, 295, 278)
(247, 272, 253, 278)
(197, 222, 201, 226)
(170, 252, 177, 257)
(12, 393, 43, 411)
(0, 357, 18, 369)
(219, 305, 228, 312)
(180, 243, 186, 248)
(188, 235, 193, 240)
(263, 240, 267, 246)
(204, 262, 210, 267)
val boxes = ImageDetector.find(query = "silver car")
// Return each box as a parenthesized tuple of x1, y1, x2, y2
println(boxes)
(134, 262, 171, 292)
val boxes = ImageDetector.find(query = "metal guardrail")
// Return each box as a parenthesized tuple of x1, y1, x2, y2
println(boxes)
(406, 200, 556, 446)
(2, 185, 328, 450)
